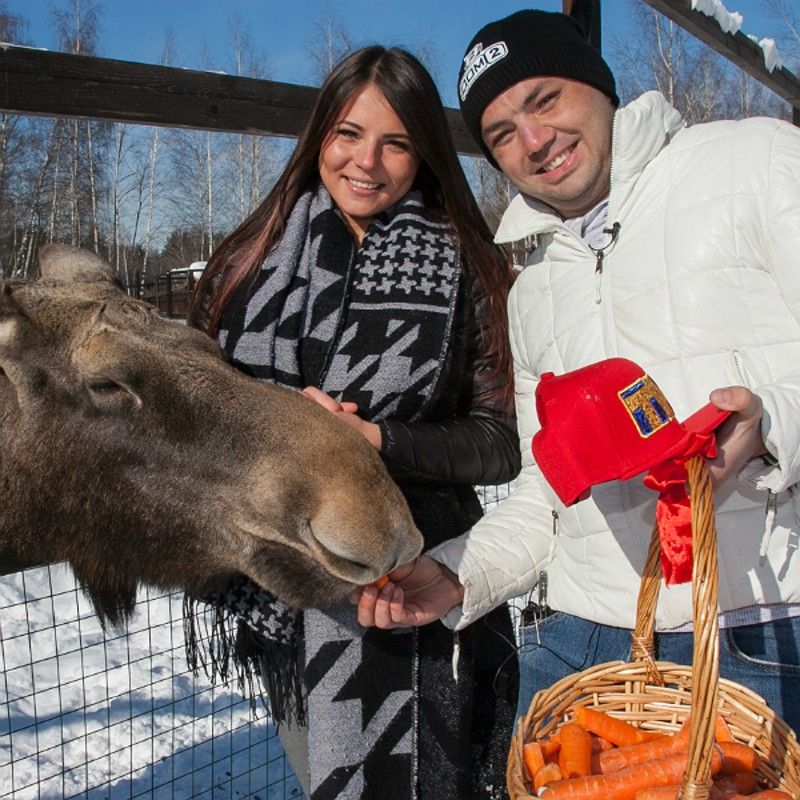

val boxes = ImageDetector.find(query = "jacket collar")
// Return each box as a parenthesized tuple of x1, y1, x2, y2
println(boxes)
(494, 91, 685, 244)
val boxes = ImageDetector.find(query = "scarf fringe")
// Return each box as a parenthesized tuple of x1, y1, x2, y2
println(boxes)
(182, 595, 307, 727)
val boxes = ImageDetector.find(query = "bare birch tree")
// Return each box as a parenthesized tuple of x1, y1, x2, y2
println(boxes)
(51, 0, 107, 250)
(306, 3, 352, 84)
(0, 4, 28, 275)
(226, 13, 273, 224)
(765, 0, 800, 66)
(612, 0, 787, 122)
(141, 29, 177, 278)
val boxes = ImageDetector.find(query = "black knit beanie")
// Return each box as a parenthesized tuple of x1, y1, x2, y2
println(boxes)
(458, 10, 619, 167)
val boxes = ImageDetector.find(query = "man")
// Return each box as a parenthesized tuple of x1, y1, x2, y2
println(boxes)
(354, 10, 800, 732)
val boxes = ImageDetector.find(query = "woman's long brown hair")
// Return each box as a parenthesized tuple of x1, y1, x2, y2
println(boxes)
(189, 46, 515, 409)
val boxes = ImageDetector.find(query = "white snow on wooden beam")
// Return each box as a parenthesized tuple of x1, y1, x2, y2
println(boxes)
(747, 34, 784, 73)
(691, 0, 784, 74)
(691, 0, 743, 35)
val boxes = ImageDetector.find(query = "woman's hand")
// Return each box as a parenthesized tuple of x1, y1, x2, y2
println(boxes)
(708, 385, 767, 483)
(302, 386, 382, 449)
(350, 555, 465, 629)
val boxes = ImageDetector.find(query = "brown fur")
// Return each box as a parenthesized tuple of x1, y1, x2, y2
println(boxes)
(0, 245, 422, 627)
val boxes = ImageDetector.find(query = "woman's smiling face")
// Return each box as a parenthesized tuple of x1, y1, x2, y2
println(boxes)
(319, 83, 420, 242)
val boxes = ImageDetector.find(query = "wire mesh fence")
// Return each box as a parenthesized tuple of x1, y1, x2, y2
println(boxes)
(0, 483, 518, 799)
(0, 564, 303, 799)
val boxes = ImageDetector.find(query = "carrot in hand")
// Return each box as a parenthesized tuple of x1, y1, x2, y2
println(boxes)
(534, 761, 562, 793)
(558, 722, 592, 779)
(574, 706, 664, 747)
(523, 741, 545, 781)
(372, 575, 389, 589)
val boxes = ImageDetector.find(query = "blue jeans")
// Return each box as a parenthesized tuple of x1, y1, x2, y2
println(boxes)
(518, 612, 800, 735)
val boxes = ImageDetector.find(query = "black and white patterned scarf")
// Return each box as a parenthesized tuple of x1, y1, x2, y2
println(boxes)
(185, 184, 461, 795)
(218, 184, 458, 422)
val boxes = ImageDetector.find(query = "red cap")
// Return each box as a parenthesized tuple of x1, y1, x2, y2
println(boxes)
(532, 358, 731, 506)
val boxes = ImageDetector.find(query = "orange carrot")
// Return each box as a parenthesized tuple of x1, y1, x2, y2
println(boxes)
(715, 714, 735, 743)
(718, 741, 760, 775)
(729, 792, 792, 800)
(558, 722, 593, 779)
(633, 787, 679, 799)
(590, 734, 615, 752)
(372, 575, 389, 589)
(574, 706, 665, 747)
(710, 771, 758, 798)
(541, 747, 723, 800)
(534, 761, 562, 793)
(542, 735, 562, 763)
(591, 719, 691, 775)
(523, 741, 545, 782)
(633, 770, 758, 800)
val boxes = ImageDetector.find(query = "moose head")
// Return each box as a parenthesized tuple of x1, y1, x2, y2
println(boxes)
(0, 245, 423, 626)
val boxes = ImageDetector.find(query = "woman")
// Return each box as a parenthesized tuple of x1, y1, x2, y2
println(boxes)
(188, 46, 520, 800)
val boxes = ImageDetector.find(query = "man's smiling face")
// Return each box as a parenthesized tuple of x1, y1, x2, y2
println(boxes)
(481, 76, 615, 219)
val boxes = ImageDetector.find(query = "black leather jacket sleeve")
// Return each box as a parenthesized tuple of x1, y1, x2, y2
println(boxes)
(379, 412, 520, 486)
(377, 282, 521, 487)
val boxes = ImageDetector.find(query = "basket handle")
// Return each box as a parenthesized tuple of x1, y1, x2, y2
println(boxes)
(630, 455, 720, 799)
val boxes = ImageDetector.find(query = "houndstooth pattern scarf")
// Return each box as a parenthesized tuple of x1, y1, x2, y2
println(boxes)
(185, 184, 461, 796)
(218, 183, 459, 422)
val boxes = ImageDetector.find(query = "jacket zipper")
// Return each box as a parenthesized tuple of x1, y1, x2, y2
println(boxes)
(590, 221, 621, 303)
(731, 348, 762, 389)
(591, 111, 623, 305)
(547, 509, 559, 565)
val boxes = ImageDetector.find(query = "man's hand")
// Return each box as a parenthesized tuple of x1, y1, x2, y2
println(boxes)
(350, 555, 465, 629)
(708, 386, 767, 483)
(302, 386, 382, 449)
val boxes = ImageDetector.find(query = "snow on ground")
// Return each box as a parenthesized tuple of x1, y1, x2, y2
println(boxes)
(0, 564, 304, 799)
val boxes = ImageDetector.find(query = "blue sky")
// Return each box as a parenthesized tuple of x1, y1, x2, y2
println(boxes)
(6, 0, 788, 107)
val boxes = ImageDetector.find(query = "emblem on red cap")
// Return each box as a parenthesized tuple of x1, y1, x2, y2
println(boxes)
(619, 375, 674, 439)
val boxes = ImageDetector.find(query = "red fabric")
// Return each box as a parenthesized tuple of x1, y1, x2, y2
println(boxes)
(642, 431, 720, 585)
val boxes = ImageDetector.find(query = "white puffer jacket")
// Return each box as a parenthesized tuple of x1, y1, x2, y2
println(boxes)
(430, 92, 800, 631)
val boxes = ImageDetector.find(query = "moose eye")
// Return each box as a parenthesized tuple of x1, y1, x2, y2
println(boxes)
(88, 379, 122, 393)
(86, 378, 141, 413)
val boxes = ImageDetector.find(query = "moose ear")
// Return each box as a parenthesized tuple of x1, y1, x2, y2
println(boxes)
(0, 283, 25, 352)
(38, 244, 119, 285)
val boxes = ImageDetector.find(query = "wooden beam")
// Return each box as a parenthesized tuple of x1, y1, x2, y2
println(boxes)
(0, 43, 483, 156)
(643, 0, 800, 113)
(563, 0, 603, 52)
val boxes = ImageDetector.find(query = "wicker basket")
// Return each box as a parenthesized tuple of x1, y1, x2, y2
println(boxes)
(507, 456, 800, 799)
